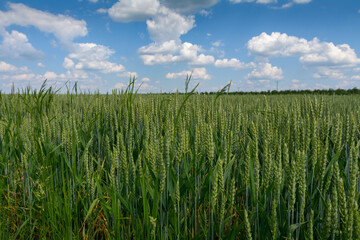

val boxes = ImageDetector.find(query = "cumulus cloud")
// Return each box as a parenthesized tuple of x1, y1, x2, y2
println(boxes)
(137, 82, 157, 91)
(0, 3, 87, 44)
(199, 9, 212, 17)
(146, 6, 195, 43)
(0, 30, 44, 60)
(248, 32, 360, 67)
(142, 77, 150, 82)
(312, 67, 346, 79)
(108, 0, 219, 19)
(37, 62, 45, 67)
(108, 0, 160, 22)
(138, 40, 180, 54)
(248, 32, 311, 57)
(65, 43, 125, 74)
(0, 61, 17, 72)
(275, 2, 294, 9)
(116, 71, 138, 78)
(63, 57, 74, 69)
(351, 75, 360, 80)
(336, 80, 358, 89)
(246, 62, 283, 80)
(162, 0, 219, 13)
(293, 0, 311, 3)
(43, 71, 58, 80)
(139, 41, 214, 65)
(229, 0, 276, 4)
(230, 0, 311, 5)
(114, 81, 156, 92)
(258, 79, 270, 83)
(108, 0, 215, 68)
(96, 8, 107, 14)
(211, 40, 222, 47)
(299, 43, 359, 66)
(291, 79, 307, 89)
(0, 61, 28, 72)
(166, 67, 211, 80)
(0, 73, 40, 82)
(0, 66, 106, 93)
(114, 82, 127, 89)
(214, 58, 255, 69)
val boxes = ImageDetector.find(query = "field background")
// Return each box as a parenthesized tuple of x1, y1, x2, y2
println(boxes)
(1, 82, 360, 239)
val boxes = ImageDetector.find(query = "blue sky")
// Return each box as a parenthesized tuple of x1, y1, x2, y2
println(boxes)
(0, 0, 360, 93)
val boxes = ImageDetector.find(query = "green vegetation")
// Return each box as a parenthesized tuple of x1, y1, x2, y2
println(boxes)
(1, 80, 360, 239)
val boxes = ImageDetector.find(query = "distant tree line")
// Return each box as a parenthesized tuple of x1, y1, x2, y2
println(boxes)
(196, 87, 360, 95)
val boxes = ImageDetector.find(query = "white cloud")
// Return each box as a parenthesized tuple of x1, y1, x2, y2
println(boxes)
(312, 67, 346, 79)
(209, 47, 225, 58)
(146, 6, 195, 43)
(139, 41, 214, 65)
(299, 43, 359, 66)
(214, 58, 255, 69)
(0, 61, 17, 72)
(0, 67, 105, 92)
(193, 54, 215, 65)
(229, 0, 276, 4)
(0, 30, 44, 60)
(0, 73, 40, 81)
(140, 53, 175, 65)
(230, 0, 311, 4)
(199, 9, 212, 17)
(108, 0, 160, 22)
(351, 75, 360, 80)
(89, 0, 98, 3)
(246, 80, 254, 85)
(96, 8, 107, 14)
(114, 81, 156, 92)
(336, 80, 357, 89)
(63, 57, 74, 69)
(277, 3, 293, 9)
(162, 0, 219, 13)
(116, 71, 138, 78)
(131, 2, 213, 67)
(248, 32, 314, 57)
(211, 40, 223, 47)
(246, 62, 283, 80)
(258, 79, 270, 83)
(43, 71, 58, 80)
(314, 83, 329, 89)
(166, 67, 211, 80)
(65, 43, 125, 74)
(68, 70, 90, 80)
(248, 32, 360, 67)
(37, 62, 45, 67)
(293, 0, 311, 3)
(0, 61, 28, 72)
(137, 82, 156, 91)
(142, 77, 150, 82)
(114, 82, 127, 89)
(0, 3, 87, 44)
(138, 40, 180, 54)
(291, 79, 307, 89)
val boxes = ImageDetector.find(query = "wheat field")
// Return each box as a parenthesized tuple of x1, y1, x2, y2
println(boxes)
(1, 80, 360, 239)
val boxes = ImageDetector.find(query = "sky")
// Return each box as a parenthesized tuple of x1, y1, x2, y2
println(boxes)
(0, 0, 360, 93)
